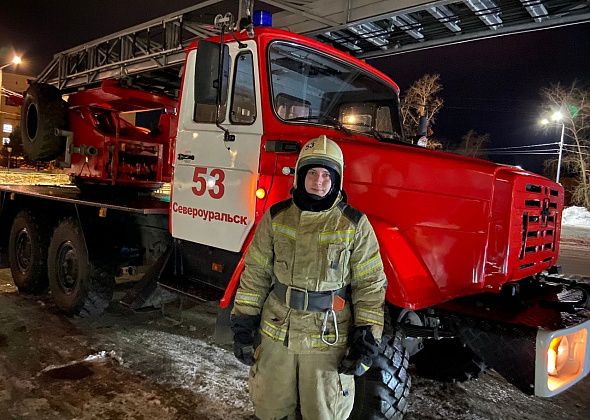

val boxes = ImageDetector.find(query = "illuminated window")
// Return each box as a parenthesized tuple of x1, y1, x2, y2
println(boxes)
(3, 123, 13, 133)
(2, 137, 10, 145)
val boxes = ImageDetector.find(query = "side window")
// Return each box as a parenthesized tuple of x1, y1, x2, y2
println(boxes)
(375, 106, 394, 136)
(230, 52, 256, 124)
(194, 42, 230, 123)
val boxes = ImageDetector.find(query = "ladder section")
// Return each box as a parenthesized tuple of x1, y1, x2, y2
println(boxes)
(37, 1, 227, 93)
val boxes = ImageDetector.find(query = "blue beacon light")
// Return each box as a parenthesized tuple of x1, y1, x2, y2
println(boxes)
(253, 10, 272, 27)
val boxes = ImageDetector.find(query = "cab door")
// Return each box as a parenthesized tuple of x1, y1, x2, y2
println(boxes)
(172, 40, 262, 252)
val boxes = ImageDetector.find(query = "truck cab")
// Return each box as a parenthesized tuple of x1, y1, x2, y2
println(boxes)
(171, 27, 563, 310)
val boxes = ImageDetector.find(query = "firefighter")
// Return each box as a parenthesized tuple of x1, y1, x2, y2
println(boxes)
(231, 135, 386, 420)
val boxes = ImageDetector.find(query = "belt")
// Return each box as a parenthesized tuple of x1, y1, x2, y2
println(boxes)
(273, 282, 348, 312)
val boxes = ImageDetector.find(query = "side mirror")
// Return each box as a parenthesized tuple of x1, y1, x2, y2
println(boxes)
(195, 40, 230, 106)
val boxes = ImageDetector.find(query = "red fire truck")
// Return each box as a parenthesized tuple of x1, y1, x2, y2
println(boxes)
(1, 13, 588, 419)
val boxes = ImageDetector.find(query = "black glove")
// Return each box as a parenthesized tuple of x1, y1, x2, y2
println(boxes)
(338, 326, 379, 376)
(230, 314, 260, 366)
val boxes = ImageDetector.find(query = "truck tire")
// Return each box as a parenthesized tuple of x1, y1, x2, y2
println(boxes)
(48, 218, 114, 317)
(8, 210, 50, 294)
(21, 83, 67, 161)
(349, 332, 411, 420)
(410, 338, 487, 382)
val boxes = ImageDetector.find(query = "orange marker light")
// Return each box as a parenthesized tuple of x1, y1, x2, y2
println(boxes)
(256, 188, 266, 199)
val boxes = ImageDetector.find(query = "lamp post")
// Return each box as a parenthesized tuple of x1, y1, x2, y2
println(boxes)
(6, 146, 12, 171)
(1, 56, 22, 157)
(0, 55, 22, 133)
(540, 111, 565, 183)
(0, 55, 22, 91)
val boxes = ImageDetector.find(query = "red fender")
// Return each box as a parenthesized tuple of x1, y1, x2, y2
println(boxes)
(370, 218, 443, 310)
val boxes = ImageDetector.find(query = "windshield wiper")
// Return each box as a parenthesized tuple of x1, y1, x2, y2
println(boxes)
(321, 115, 353, 135)
(366, 128, 404, 143)
(283, 115, 353, 136)
(367, 128, 387, 142)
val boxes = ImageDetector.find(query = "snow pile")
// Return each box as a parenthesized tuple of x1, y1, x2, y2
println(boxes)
(562, 206, 590, 227)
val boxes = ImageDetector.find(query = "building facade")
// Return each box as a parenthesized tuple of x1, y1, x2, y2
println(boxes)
(1, 71, 32, 146)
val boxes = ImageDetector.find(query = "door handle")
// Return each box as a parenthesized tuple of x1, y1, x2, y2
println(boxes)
(177, 153, 195, 160)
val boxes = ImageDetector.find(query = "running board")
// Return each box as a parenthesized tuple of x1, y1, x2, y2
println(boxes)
(157, 276, 225, 302)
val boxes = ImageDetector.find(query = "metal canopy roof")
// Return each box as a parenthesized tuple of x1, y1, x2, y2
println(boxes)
(37, 0, 590, 95)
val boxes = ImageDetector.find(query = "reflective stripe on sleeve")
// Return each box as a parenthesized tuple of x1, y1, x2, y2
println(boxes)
(355, 307, 384, 326)
(352, 253, 384, 279)
(235, 291, 265, 309)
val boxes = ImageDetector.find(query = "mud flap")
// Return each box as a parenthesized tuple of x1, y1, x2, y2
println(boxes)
(120, 246, 173, 309)
(213, 302, 234, 345)
(454, 319, 537, 394)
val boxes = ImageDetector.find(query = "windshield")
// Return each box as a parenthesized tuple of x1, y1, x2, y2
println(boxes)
(269, 42, 403, 141)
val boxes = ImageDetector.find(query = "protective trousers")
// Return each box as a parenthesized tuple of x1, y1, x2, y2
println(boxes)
(249, 335, 355, 420)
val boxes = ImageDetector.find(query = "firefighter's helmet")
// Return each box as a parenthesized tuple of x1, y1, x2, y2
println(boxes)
(294, 135, 344, 189)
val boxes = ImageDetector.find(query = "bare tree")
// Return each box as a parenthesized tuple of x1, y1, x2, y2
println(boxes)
(400, 73, 444, 140)
(424, 138, 444, 150)
(455, 129, 490, 159)
(541, 83, 590, 209)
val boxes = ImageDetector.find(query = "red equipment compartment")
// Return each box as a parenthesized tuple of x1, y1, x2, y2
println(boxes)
(65, 80, 177, 190)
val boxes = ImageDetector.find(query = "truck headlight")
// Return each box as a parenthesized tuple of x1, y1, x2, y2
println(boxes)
(547, 336, 570, 376)
(535, 320, 590, 397)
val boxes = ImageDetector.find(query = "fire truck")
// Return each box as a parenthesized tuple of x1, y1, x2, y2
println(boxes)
(1, 10, 588, 420)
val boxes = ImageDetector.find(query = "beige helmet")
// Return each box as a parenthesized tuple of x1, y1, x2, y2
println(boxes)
(294, 135, 344, 189)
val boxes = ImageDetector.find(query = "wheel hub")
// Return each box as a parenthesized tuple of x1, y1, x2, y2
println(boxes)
(26, 103, 39, 141)
(57, 241, 79, 293)
(15, 229, 32, 273)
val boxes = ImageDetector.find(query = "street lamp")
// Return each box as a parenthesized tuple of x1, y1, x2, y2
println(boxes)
(0, 55, 21, 155)
(0, 55, 21, 71)
(0, 55, 22, 94)
(540, 111, 565, 183)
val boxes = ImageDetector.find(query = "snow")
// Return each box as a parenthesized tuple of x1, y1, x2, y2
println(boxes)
(96, 328, 254, 418)
(562, 206, 590, 227)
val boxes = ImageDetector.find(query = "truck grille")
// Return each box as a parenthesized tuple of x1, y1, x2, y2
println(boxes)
(514, 181, 562, 275)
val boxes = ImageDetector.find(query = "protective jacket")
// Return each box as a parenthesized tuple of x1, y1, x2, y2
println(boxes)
(233, 194, 386, 354)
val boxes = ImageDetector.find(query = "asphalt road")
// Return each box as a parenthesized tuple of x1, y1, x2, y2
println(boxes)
(558, 226, 590, 277)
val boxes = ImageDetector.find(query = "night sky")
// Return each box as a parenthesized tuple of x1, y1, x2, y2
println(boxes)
(2, 1, 589, 173)
(371, 23, 590, 171)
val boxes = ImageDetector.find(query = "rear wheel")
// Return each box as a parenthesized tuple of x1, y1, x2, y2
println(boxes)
(48, 218, 114, 317)
(21, 83, 67, 161)
(349, 332, 411, 420)
(8, 210, 50, 294)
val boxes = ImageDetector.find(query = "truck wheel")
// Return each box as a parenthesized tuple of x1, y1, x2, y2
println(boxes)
(48, 218, 115, 317)
(349, 332, 411, 420)
(410, 338, 487, 382)
(21, 83, 67, 161)
(8, 210, 50, 294)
